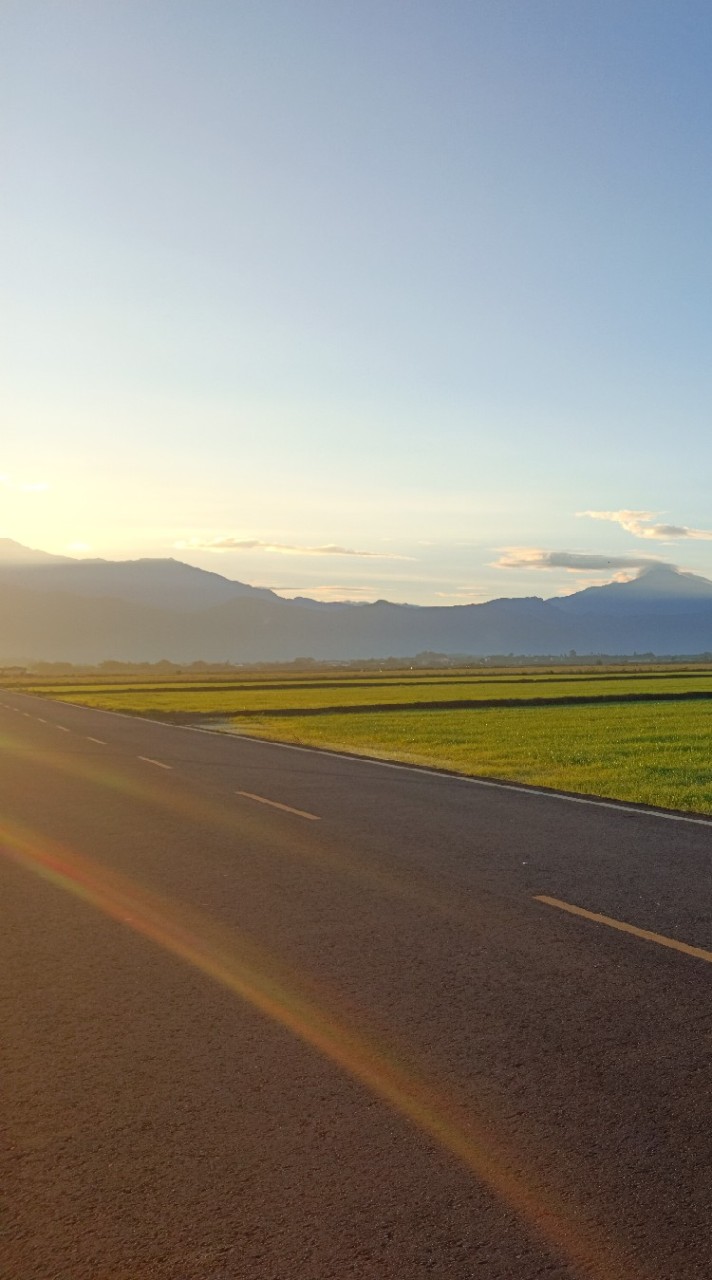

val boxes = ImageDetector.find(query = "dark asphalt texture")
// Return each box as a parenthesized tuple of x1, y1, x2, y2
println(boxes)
(2, 690, 712, 1280)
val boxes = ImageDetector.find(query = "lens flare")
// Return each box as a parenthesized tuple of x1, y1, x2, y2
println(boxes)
(1, 812, 649, 1280)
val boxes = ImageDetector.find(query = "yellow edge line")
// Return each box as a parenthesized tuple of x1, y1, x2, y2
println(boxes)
(235, 790, 320, 821)
(534, 894, 712, 965)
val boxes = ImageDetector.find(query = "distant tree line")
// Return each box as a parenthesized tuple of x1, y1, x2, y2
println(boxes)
(4, 651, 712, 683)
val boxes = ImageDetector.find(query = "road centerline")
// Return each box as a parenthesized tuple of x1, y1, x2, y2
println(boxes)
(235, 790, 320, 821)
(535, 894, 712, 966)
(137, 756, 172, 770)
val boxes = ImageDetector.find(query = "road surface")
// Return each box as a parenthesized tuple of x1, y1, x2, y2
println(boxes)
(2, 689, 712, 1279)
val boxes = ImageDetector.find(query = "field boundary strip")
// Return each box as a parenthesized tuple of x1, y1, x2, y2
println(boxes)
(195, 688, 712, 719)
(19, 668, 712, 698)
(26, 689, 712, 723)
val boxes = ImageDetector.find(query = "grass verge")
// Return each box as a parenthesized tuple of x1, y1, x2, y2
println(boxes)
(221, 700, 712, 815)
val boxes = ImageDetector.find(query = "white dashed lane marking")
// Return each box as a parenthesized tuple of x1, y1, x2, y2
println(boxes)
(137, 756, 172, 770)
(235, 790, 320, 821)
(535, 895, 712, 966)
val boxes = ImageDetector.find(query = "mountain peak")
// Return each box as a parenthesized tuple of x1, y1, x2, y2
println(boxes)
(632, 564, 712, 594)
(555, 563, 712, 615)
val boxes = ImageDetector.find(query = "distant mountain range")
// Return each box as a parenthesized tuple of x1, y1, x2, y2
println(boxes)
(3, 538, 712, 663)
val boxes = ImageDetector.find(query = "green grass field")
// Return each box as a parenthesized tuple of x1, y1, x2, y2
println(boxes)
(20, 666, 712, 815)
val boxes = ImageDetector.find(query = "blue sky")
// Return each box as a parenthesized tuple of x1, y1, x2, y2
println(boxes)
(4, 1, 712, 603)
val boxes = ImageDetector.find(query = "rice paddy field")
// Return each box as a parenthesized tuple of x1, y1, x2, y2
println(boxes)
(18, 664, 712, 815)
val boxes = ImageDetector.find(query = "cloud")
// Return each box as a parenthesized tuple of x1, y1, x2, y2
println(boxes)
(176, 537, 413, 559)
(495, 547, 670, 571)
(580, 509, 712, 541)
(434, 586, 491, 601)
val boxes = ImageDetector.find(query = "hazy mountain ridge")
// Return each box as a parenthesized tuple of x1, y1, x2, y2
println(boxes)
(2, 545, 712, 662)
(0, 542, 279, 612)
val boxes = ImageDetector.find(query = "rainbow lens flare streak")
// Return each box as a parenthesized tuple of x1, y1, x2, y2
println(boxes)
(1, 811, 648, 1280)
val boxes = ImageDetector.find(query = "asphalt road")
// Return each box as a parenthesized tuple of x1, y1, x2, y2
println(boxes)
(2, 689, 712, 1280)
